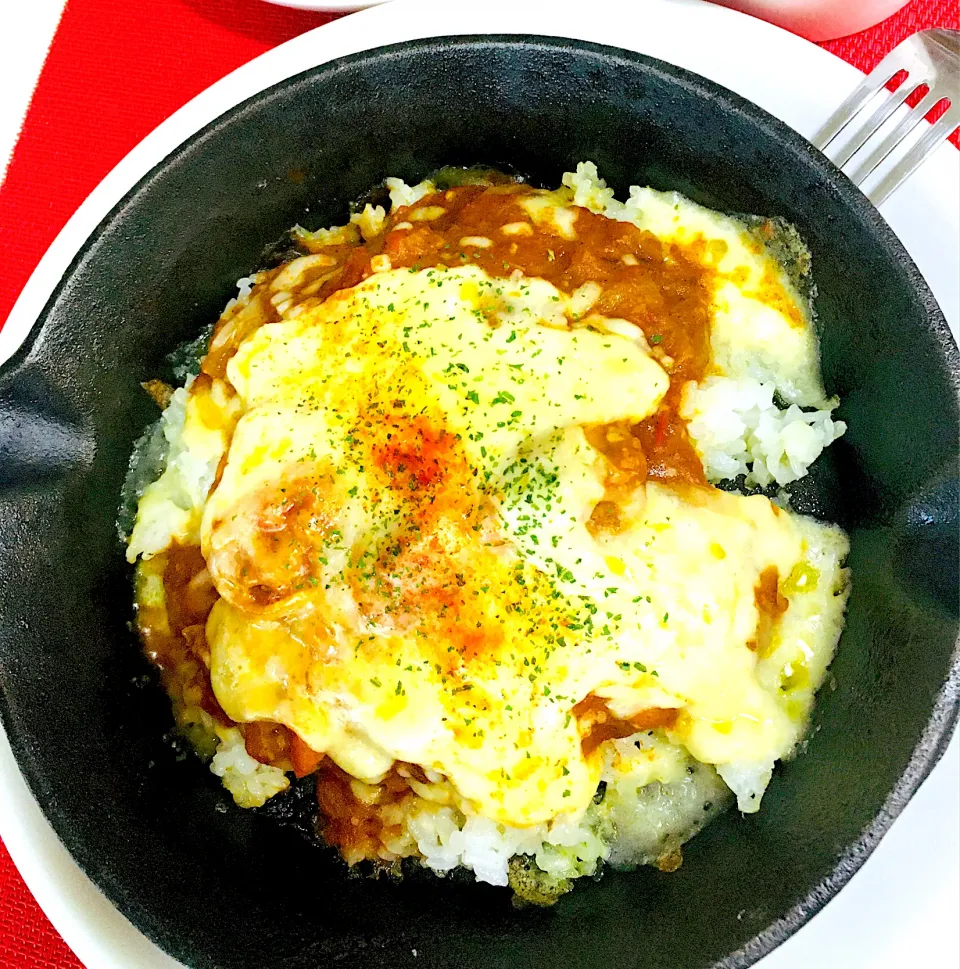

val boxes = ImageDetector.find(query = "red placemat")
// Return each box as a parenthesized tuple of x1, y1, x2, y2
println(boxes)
(0, 1, 957, 967)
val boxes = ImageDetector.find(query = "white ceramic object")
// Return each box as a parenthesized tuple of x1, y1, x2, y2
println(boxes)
(0, 3, 957, 969)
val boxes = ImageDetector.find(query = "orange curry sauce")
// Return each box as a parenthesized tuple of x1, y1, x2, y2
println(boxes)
(308, 182, 713, 486)
(138, 180, 727, 855)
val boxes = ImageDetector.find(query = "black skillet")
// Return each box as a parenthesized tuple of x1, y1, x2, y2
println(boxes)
(0, 36, 957, 969)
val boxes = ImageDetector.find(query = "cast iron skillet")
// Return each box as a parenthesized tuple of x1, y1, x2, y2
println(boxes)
(0, 36, 958, 969)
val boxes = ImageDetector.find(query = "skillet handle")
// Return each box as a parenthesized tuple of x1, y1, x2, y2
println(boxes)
(0, 360, 92, 491)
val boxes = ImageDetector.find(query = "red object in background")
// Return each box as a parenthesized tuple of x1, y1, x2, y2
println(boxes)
(0, 1, 957, 967)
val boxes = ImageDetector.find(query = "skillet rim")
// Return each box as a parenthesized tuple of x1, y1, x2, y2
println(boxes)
(0, 33, 958, 969)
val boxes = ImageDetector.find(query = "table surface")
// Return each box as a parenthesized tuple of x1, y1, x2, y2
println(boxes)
(0, 2, 957, 968)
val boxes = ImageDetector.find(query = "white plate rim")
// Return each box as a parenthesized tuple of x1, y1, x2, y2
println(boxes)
(0, 3, 956, 968)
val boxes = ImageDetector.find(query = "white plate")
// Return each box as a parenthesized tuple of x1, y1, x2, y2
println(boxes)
(0, 2, 957, 968)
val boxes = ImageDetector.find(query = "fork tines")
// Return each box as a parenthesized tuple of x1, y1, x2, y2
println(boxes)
(813, 29, 960, 207)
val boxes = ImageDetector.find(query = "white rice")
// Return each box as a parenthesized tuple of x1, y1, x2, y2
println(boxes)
(125, 382, 202, 562)
(309, 729, 730, 891)
(680, 377, 847, 487)
(385, 175, 436, 210)
(350, 203, 387, 240)
(210, 727, 290, 809)
(681, 376, 846, 488)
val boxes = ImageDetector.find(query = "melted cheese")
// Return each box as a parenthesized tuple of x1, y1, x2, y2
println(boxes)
(560, 162, 828, 407)
(190, 264, 848, 825)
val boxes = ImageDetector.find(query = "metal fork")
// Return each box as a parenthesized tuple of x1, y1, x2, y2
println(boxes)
(813, 29, 960, 207)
